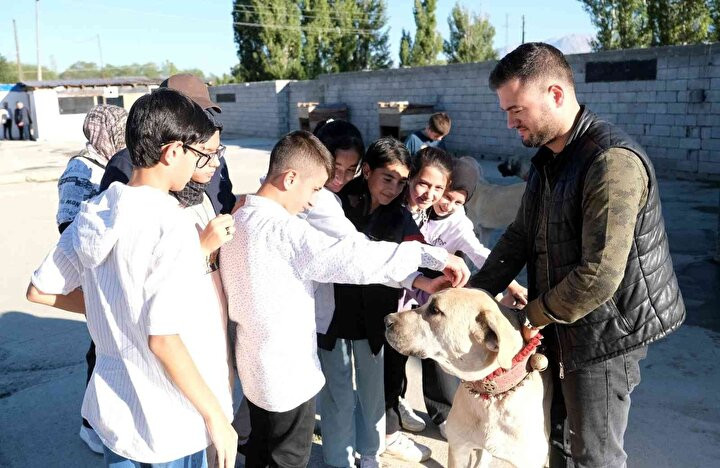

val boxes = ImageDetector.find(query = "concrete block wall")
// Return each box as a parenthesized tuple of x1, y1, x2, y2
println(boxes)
(211, 42, 720, 179)
(209, 81, 291, 138)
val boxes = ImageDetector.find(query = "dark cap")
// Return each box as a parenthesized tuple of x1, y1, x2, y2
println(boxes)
(450, 156, 482, 202)
(160, 73, 220, 112)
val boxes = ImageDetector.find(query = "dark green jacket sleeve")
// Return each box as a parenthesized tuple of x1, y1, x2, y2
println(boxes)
(526, 148, 649, 327)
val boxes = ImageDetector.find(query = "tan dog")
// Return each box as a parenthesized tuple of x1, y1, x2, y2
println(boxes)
(463, 171, 526, 246)
(385, 288, 551, 468)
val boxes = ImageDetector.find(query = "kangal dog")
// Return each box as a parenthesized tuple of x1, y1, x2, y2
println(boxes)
(385, 288, 551, 468)
(463, 168, 525, 244)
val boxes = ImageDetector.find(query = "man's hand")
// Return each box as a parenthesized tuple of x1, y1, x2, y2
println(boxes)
(507, 281, 528, 307)
(442, 254, 470, 288)
(521, 325, 540, 343)
(199, 214, 235, 256)
(206, 413, 238, 468)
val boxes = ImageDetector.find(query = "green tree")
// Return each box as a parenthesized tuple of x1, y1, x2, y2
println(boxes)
(0, 54, 15, 83)
(580, 0, 651, 50)
(647, 0, 711, 45)
(355, 0, 392, 70)
(399, 29, 412, 67)
(712, 0, 720, 41)
(443, 3, 497, 63)
(302, 0, 333, 78)
(408, 0, 444, 66)
(232, 0, 269, 81)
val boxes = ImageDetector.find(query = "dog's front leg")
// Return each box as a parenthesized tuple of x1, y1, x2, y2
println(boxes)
(449, 443, 490, 468)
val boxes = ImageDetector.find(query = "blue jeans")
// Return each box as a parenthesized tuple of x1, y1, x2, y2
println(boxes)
(103, 446, 207, 468)
(318, 339, 385, 467)
(551, 346, 648, 468)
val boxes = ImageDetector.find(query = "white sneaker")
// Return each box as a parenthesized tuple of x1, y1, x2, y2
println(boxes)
(79, 425, 103, 454)
(359, 454, 381, 468)
(384, 433, 431, 462)
(438, 421, 447, 440)
(397, 397, 426, 432)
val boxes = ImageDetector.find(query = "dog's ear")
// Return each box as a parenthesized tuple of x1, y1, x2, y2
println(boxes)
(474, 307, 516, 370)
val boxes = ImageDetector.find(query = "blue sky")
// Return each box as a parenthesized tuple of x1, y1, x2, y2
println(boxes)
(1, 0, 594, 77)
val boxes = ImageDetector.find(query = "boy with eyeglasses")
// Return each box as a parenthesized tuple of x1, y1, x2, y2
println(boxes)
(26, 88, 237, 467)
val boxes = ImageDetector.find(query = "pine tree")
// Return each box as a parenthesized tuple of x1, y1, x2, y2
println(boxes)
(444, 3, 497, 64)
(399, 29, 413, 67)
(355, 0, 392, 70)
(232, 0, 265, 81)
(408, 0, 444, 66)
(711, 1, 720, 41)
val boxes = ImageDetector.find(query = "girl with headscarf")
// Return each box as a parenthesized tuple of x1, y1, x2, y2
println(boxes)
(56, 104, 128, 233)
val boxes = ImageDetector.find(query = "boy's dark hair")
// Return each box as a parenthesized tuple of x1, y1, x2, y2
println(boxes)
(314, 119, 365, 164)
(125, 88, 216, 168)
(365, 137, 412, 171)
(410, 146, 454, 183)
(428, 112, 452, 136)
(268, 130, 334, 180)
(489, 42, 575, 91)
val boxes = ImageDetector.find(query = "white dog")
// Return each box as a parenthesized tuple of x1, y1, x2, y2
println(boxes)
(463, 169, 526, 246)
(385, 288, 551, 468)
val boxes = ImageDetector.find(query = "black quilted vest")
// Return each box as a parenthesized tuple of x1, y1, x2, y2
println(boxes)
(526, 107, 685, 373)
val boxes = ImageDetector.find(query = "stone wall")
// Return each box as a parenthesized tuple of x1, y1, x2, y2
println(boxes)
(211, 43, 720, 179)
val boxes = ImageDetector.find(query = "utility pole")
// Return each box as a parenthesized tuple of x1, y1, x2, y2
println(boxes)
(35, 0, 42, 81)
(13, 19, 22, 81)
(522, 15, 525, 44)
(97, 35, 104, 78)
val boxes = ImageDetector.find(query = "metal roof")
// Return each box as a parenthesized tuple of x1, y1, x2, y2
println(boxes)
(18, 76, 162, 89)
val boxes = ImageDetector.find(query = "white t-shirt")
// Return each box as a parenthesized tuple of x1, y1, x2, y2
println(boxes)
(220, 195, 447, 412)
(422, 206, 491, 269)
(32, 184, 232, 463)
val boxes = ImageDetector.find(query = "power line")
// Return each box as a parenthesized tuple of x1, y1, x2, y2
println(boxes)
(233, 4, 371, 23)
(232, 21, 377, 35)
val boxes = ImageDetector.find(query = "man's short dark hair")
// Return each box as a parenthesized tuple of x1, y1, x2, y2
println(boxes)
(489, 42, 575, 91)
(428, 112, 452, 136)
(268, 130, 334, 181)
(125, 88, 216, 168)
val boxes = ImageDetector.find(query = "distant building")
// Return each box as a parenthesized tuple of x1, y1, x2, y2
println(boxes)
(1, 77, 160, 141)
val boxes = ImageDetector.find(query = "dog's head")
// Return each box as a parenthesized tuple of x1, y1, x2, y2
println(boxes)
(497, 157, 531, 181)
(385, 288, 524, 382)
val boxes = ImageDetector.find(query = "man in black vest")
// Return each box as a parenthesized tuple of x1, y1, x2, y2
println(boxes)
(470, 43, 685, 467)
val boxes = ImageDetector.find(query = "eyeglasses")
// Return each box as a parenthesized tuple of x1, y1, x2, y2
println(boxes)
(182, 143, 226, 168)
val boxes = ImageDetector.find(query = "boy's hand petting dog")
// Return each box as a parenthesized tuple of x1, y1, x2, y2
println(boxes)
(200, 214, 236, 256)
(206, 413, 238, 468)
(443, 254, 470, 288)
(414, 275, 453, 294)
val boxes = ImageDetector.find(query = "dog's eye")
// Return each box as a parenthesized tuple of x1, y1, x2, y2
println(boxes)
(427, 304, 443, 316)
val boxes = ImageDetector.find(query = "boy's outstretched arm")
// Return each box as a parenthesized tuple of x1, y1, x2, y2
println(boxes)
(26, 283, 86, 314)
(149, 334, 237, 468)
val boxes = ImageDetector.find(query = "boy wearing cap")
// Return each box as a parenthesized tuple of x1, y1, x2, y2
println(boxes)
(27, 89, 237, 467)
(404, 112, 452, 156)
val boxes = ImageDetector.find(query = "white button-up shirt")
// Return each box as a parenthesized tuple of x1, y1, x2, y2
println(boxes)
(221, 195, 447, 412)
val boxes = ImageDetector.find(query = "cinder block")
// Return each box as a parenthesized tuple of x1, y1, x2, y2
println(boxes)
(668, 103, 688, 114)
(667, 80, 688, 91)
(701, 138, 720, 150)
(649, 125, 671, 137)
(679, 138, 701, 149)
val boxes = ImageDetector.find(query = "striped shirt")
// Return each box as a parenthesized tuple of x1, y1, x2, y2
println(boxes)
(32, 183, 232, 463)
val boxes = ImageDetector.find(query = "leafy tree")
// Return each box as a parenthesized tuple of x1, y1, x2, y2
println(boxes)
(408, 0, 444, 66)
(443, 3, 497, 63)
(580, 0, 651, 50)
(302, 0, 334, 78)
(712, 0, 720, 41)
(0, 54, 15, 83)
(647, 0, 711, 45)
(232, 0, 270, 81)
(399, 29, 412, 67)
(355, 0, 392, 70)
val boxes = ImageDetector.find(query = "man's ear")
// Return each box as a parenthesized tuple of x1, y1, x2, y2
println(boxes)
(281, 169, 298, 191)
(472, 306, 516, 370)
(548, 83, 565, 108)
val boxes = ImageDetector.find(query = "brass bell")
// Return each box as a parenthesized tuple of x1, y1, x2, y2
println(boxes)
(530, 353, 548, 372)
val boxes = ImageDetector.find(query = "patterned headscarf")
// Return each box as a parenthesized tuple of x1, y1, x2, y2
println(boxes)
(83, 105, 128, 162)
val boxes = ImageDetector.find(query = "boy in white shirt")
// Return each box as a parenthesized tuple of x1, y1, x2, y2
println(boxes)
(26, 89, 237, 468)
(220, 131, 470, 468)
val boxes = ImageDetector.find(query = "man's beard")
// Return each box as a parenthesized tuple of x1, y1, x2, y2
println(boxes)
(520, 105, 558, 148)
